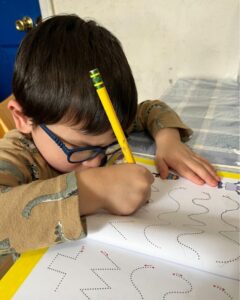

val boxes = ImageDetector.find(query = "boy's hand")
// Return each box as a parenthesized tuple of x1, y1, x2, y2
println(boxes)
(154, 128, 220, 186)
(76, 164, 154, 216)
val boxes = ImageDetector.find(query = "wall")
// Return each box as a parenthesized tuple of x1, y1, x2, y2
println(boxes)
(39, 0, 239, 101)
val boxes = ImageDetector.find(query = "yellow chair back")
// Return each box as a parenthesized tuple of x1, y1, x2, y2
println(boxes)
(0, 96, 15, 138)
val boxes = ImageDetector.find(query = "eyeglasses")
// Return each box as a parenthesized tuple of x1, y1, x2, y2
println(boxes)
(39, 124, 121, 163)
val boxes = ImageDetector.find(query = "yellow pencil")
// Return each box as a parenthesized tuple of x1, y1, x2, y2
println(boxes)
(90, 68, 135, 163)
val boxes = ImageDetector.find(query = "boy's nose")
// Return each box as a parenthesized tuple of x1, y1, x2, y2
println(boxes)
(82, 154, 105, 168)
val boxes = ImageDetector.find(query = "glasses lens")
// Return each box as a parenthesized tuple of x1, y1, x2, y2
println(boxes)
(69, 149, 100, 162)
(105, 143, 121, 155)
(69, 143, 121, 163)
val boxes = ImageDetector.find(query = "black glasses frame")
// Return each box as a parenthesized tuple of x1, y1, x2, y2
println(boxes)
(40, 124, 120, 163)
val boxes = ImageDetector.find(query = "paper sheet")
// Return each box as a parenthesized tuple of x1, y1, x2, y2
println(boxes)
(13, 239, 239, 300)
(88, 164, 240, 279)
(13, 162, 240, 299)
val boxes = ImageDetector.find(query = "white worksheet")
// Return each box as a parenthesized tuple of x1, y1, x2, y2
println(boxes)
(13, 162, 240, 299)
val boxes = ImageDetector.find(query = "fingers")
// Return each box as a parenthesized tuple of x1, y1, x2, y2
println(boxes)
(192, 154, 220, 181)
(155, 141, 220, 186)
(176, 165, 205, 185)
(155, 157, 169, 179)
(180, 158, 219, 187)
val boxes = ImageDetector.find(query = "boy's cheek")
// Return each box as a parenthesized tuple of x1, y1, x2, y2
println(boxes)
(38, 150, 76, 173)
(49, 160, 83, 173)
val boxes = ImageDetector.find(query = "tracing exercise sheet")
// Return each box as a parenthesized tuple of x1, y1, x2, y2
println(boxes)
(88, 163, 240, 279)
(12, 161, 239, 300)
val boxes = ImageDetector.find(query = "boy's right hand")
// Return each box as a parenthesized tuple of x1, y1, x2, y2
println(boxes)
(76, 164, 154, 216)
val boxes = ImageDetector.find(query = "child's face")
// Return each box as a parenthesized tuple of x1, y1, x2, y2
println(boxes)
(31, 122, 116, 173)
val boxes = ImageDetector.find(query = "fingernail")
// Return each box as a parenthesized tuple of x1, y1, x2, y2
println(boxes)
(211, 180, 218, 187)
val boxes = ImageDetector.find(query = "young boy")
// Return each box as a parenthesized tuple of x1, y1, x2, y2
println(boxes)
(0, 15, 219, 255)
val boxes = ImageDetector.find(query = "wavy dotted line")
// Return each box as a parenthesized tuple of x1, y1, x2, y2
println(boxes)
(108, 220, 135, 240)
(143, 187, 184, 248)
(176, 192, 211, 260)
(213, 284, 233, 299)
(177, 231, 203, 260)
(218, 195, 240, 245)
(130, 265, 155, 299)
(143, 224, 163, 249)
(186, 192, 210, 227)
(162, 272, 193, 300)
(216, 255, 240, 264)
(48, 246, 85, 292)
(167, 187, 185, 212)
(156, 187, 183, 224)
(216, 195, 240, 265)
(80, 250, 120, 299)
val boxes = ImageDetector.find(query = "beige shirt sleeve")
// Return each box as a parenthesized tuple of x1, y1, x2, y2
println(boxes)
(0, 100, 191, 254)
(0, 130, 85, 255)
(130, 100, 193, 142)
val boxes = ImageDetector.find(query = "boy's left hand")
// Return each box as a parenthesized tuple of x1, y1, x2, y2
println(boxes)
(154, 128, 220, 186)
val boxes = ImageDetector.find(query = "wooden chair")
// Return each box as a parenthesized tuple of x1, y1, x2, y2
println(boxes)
(0, 255, 14, 279)
(0, 95, 15, 138)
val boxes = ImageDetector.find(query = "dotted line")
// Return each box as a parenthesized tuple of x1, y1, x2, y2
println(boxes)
(216, 195, 240, 265)
(80, 250, 120, 299)
(108, 220, 134, 240)
(47, 246, 84, 292)
(100, 250, 121, 270)
(177, 231, 203, 260)
(143, 224, 163, 249)
(143, 187, 184, 248)
(216, 255, 240, 264)
(130, 265, 155, 299)
(156, 187, 182, 224)
(176, 192, 211, 260)
(186, 192, 210, 226)
(48, 267, 66, 292)
(213, 284, 233, 299)
(162, 272, 193, 300)
(167, 187, 185, 213)
(218, 195, 240, 245)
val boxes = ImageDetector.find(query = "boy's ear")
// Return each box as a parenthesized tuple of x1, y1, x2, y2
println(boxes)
(7, 100, 33, 134)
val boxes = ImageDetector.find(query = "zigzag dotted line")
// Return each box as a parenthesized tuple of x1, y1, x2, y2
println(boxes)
(130, 265, 155, 299)
(80, 250, 120, 299)
(108, 220, 135, 240)
(162, 273, 193, 300)
(213, 284, 233, 299)
(48, 266, 66, 293)
(48, 246, 85, 292)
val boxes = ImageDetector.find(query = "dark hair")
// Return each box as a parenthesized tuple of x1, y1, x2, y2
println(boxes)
(12, 15, 137, 134)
